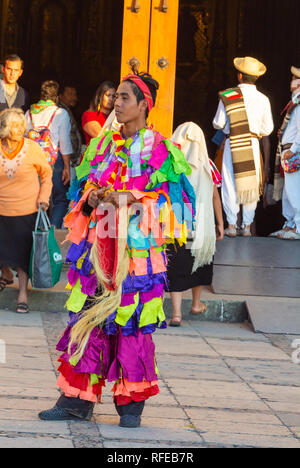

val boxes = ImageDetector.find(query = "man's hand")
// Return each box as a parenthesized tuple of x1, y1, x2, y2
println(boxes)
(62, 167, 70, 185)
(284, 150, 295, 160)
(88, 187, 109, 208)
(216, 223, 224, 242)
(103, 191, 136, 208)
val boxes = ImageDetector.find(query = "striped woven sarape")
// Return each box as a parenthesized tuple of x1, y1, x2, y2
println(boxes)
(219, 87, 261, 204)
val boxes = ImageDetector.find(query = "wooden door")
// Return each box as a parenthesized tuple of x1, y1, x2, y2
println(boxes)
(121, 0, 179, 138)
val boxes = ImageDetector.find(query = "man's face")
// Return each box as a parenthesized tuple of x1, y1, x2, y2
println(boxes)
(114, 82, 146, 124)
(60, 87, 78, 108)
(291, 75, 300, 93)
(2, 60, 23, 85)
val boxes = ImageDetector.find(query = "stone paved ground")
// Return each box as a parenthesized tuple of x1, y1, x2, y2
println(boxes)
(1, 308, 300, 448)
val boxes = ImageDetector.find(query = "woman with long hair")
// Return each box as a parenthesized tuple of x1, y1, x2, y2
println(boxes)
(82, 81, 116, 146)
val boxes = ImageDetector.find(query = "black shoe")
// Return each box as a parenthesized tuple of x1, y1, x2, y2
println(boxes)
(38, 405, 81, 421)
(39, 395, 94, 421)
(115, 400, 145, 428)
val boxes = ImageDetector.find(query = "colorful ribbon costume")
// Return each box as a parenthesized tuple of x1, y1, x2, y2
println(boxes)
(55, 93, 196, 408)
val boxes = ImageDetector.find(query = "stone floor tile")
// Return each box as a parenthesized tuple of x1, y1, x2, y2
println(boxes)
(226, 359, 300, 386)
(191, 321, 269, 341)
(0, 386, 59, 399)
(98, 424, 202, 443)
(0, 419, 70, 435)
(178, 396, 267, 412)
(153, 335, 218, 357)
(192, 419, 292, 437)
(185, 408, 280, 425)
(0, 398, 57, 411)
(165, 378, 261, 400)
(206, 338, 290, 361)
(4, 346, 53, 371)
(159, 355, 241, 382)
(250, 383, 300, 402)
(277, 413, 300, 427)
(0, 368, 57, 388)
(0, 436, 74, 448)
(0, 311, 43, 327)
(95, 414, 191, 430)
(202, 432, 300, 448)
(0, 326, 47, 347)
(103, 441, 201, 448)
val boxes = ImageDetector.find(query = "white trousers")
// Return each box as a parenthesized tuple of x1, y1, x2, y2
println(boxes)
(282, 166, 300, 234)
(221, 139, 260, 227)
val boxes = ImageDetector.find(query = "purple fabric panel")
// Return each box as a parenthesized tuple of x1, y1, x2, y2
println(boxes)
(57, 325, 111, 376)
(67, 268, 80, 286)
(66, 240, 91, 263)
(140, 283, 164, 304)
(122, 272, 167, 294)
(120, 292, 136, 307)
(80, 273, 98, 296)
(73, 327, 111, 375)
(107, 329, 157, 382)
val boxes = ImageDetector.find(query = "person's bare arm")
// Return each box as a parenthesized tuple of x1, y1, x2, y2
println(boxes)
(61, 153, 71, 185)
(83, 121, 102, 138)
(213, 185, 224, 241)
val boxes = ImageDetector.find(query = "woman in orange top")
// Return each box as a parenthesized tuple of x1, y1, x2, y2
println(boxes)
(0, 108, 52, 313)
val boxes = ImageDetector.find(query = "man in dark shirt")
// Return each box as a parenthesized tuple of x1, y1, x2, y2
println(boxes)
(0, 54, 29, 291)
(0, 54, 29, 113)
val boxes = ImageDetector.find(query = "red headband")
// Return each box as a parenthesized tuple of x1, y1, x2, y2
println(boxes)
(123, 74, 154, 112)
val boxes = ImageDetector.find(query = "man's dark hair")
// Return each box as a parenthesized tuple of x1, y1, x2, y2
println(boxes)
(60, 83, 77, 95)
(4, 54, 24, 69)
(90, 81, 115, 113)
(124, 72, 159, 118)
(239, 73, 259, 85)
(40, 80, 59, 101)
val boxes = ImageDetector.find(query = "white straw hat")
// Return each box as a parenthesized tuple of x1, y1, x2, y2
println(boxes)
(234, 56, 267, 77)
(291, 66, 300, 79)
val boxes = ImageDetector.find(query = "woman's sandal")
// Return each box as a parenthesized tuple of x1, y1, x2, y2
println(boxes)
(16, 303, 29, 314)
(190, 304, 207, 315)
(169, 317, 182, 327)
(0, 278, 14, 292)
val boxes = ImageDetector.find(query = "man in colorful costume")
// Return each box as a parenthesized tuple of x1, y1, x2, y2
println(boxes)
(213, 56, 274, 237)
(39, 73, 195, 427)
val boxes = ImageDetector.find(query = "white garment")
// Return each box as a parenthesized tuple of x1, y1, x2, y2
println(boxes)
(0, 80, 6, 104)
(281, 100, 300, 233)
(213, 83, 274, 226)
(172, 122, 216, 271)
(281, 91, 300, 154)
(25, 106, 73, 155)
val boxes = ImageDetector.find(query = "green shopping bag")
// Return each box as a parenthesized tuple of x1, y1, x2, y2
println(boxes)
(29, 207, 63, 289)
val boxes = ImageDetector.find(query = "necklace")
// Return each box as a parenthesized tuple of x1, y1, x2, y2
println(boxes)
(0, 139, 27, 178)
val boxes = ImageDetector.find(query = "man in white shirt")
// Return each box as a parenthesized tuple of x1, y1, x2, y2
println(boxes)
(274, 67, 300, 240)
(213, 57, 274, 237)
(26, 81, 73, 228)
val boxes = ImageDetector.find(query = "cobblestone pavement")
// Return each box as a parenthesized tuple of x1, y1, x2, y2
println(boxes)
(1, 308, 300, 448)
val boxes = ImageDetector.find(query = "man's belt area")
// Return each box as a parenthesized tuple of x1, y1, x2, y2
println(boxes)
(281, 143, 293, 151)
(226, 132, 261, 140)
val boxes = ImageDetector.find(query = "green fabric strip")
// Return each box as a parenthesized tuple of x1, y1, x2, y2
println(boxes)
(139, 297, 165, 328)
(65, 279, 88, 313)
(115, 293, 139, 326)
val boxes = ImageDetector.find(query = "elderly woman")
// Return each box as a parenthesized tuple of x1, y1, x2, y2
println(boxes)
(167, 122, 224, 326)
(0, 108, 52, 313)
